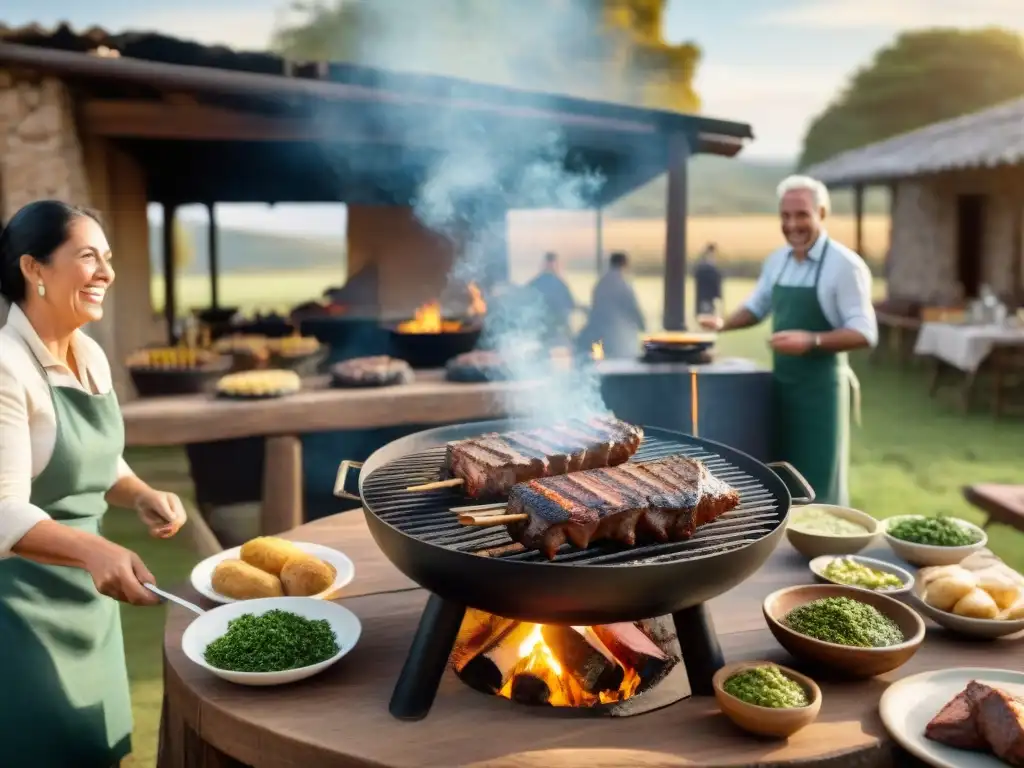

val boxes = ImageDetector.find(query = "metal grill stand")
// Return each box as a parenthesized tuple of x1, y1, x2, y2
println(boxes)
(389, 597, 724, 721)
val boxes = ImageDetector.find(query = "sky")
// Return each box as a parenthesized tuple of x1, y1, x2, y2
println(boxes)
(3, 0, 1023, 234)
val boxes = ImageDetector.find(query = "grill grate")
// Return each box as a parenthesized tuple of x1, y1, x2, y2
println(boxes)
(362, 435, 784, 565)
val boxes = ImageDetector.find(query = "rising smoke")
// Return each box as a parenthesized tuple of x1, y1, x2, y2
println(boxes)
(324, 0, 629, 422)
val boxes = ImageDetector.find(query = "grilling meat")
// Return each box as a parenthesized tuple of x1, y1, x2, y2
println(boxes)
(331, 356, 413, 387)
(445, 416, 644, 498)
(505, 454, 740, 559)
(926, 681, 1024, 765)
(925, 681, 993, 750)
(978, 688, 1024, 766)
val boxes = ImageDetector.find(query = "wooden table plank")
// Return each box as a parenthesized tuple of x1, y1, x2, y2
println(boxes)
(965, 483, 1024, 533)
(121, 372, 543, 446)
(161, 511, 1022, 768)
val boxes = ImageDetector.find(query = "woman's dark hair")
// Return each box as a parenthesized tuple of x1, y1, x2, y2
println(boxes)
(0, 200, 101, 303)
(609, 251, 629, 269)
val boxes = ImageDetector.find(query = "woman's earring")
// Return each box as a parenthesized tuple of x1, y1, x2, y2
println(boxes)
(37, 283, 45, 297)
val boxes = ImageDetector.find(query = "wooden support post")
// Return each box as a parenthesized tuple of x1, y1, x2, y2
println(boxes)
(595, 207, 604, 276)
(162, 202, 178, 344)
(1011, 188, 1023, 308)
(663, 133, 690, 331)
(261, 435, 304, 535)
(853, 184, 865, 257)
(207, 202, 220, 309)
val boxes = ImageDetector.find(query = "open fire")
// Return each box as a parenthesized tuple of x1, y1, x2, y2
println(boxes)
(396, 282, 487, 334)
(452, 609, 678, 710)
(591, 340, 604, 361)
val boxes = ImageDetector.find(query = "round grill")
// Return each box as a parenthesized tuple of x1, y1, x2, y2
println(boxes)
(362, 431, 783, 566)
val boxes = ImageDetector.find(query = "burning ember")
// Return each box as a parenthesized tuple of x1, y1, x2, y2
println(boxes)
(396, 282, 486, 334)
(591, 340, 604, 361)
(452, 609, 675, 709)
(467, 282, 487, 316)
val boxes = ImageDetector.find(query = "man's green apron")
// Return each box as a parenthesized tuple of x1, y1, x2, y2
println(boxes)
(771, 239, 851, 506)
(0, 346, 133, 767)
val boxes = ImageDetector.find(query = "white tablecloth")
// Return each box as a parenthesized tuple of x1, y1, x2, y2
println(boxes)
(914, 322, 1024, 372)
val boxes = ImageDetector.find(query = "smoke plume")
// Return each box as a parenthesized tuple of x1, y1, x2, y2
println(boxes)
(318, 0, 625, 420)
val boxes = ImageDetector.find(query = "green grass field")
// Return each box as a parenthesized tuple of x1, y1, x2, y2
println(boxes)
(113, 274, 1023, 766)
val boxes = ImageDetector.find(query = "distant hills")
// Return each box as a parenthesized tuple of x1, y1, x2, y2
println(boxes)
(152, 156, 889, 276)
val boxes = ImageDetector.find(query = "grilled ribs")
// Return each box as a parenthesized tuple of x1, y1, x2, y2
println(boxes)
(926, 681, 1024, 766)
(505, 454, 740, 559)
(445, 415, 643, 498)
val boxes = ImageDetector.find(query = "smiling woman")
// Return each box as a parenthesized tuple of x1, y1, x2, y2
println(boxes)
(0, 200, 189, 767)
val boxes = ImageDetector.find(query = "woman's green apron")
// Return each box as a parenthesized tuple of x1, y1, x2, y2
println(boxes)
(0, 344, 132, 767)
(771, 239, 851, 506)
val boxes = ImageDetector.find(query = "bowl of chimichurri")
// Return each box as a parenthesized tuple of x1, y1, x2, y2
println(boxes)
(882, 514, 987, 566)
(712, 661, 822, 738)
(785, 505, 881, 558)
(809, 554, 914, 596)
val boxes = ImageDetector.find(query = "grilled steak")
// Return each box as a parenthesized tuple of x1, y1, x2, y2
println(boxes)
(925, 681, 993, 750)
(445, 416, 644, 498)
(504, 454, 740, 559)
(977, 687, 1024, 766)
(331, 356, 414, 387)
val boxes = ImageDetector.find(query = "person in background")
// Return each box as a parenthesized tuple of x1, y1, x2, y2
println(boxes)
(699, 176, 877, 506)
(693, 242, 723, 318)
(526, 252, 576, 347)
(579, 251, 646, 359)
(0, 200, 187, 766)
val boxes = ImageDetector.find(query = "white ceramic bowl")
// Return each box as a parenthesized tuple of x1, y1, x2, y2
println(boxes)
(181, 597, 362, 686)
(882, 516, 988, 567)
(907, 580, 1024, 640)
(191, 542, 355, 604)
(809, 554, 914, 597)
(784, 504, 881, 558)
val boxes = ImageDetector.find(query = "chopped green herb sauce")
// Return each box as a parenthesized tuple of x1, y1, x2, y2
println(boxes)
(887, 516, 980, 547)
(782, 597, 904, 648)
(203, 609, 339, 673)
(723, 665, 810, 709)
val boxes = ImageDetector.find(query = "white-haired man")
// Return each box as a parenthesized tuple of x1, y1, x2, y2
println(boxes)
(700, 175, 877, 505)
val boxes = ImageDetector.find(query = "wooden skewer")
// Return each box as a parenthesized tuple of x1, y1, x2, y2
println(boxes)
(458, 513, 528, 526)
(405, 478, 464, 492)
(450, 502, 506, 513)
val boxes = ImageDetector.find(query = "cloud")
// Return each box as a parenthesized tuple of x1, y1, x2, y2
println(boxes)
(759, 0, 1024, 31)
(695, 64, 846, 158)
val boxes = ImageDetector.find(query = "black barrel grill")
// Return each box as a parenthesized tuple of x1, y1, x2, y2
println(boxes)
(339, 421, 813, 721)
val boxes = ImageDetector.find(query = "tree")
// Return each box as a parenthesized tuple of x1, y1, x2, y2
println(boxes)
(800, 28, 1024, 168)
(273, 0, 701, 113)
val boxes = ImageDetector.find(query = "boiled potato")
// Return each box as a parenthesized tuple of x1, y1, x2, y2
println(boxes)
(952, 588, 1000, 620)
(212, 559, 284, 600)
(976, 569, 1022, 610)
(919, 564, 970, 587)
(280, 554, 335, 597)
(239, 536, 304, 576)
(924, 570, 978, 612)
(1002, 598, 1024, 621)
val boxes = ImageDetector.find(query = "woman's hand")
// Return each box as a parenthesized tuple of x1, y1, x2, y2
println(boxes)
(133, 488, 187, 539)
(81, 538, 160, 606)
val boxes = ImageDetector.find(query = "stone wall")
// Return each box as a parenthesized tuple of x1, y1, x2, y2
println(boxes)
(887, 169, 1023, 305)
(0, 70, 93, 327)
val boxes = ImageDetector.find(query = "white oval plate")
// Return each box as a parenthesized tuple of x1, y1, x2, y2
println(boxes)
(809, 554, 914, 596)
(190, 542, 355, 604)
(879, 667, 1024, 768)
(181, 596, 361, 686)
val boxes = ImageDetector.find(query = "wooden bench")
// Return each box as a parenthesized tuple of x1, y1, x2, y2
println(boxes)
(964, 484, 1024, 534)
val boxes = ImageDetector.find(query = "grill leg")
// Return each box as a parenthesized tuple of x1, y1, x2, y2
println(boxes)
(389, 594, 466, 721)
(672, 603, 724, 696)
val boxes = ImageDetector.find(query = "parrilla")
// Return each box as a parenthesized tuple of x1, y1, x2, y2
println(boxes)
(504, 454, 741, 560)
(444, 415, 643, 498)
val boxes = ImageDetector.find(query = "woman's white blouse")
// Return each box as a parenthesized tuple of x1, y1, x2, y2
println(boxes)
(0, 304, 133, 555)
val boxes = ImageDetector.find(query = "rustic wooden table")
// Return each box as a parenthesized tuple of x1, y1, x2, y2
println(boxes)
(965, 483, 1024, 534)
(121, 372, 541, 534)
(159, 512, 1024, 768)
